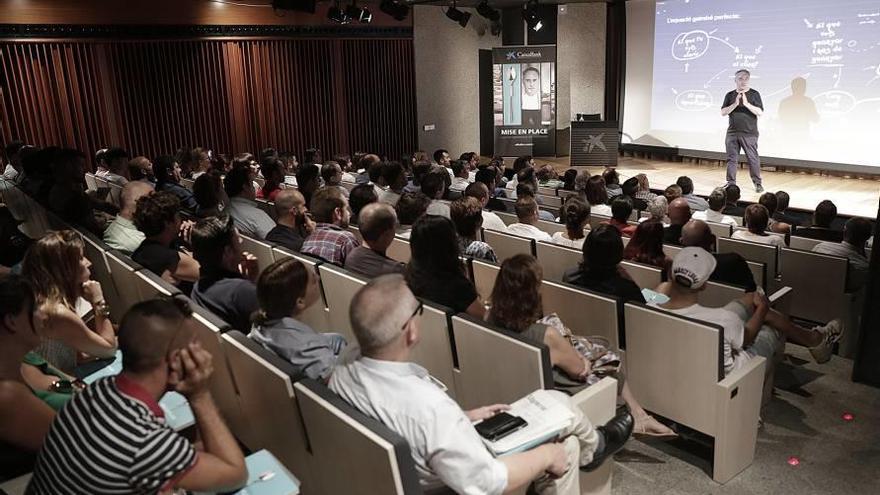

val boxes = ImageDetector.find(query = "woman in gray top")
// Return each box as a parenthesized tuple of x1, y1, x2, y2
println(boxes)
(249, 258, 346, 381)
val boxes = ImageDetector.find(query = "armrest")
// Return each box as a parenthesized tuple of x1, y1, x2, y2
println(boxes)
(768, 286, 793, 314)
(717, 356, 766, 391)
(571, 377, 618, 425)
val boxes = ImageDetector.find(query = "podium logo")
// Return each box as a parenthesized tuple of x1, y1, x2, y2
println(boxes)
(582, 134, 607, 153)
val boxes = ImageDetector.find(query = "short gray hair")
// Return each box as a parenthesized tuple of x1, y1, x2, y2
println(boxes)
(349, 274, 419, 356)
(647, 195, 668, 220)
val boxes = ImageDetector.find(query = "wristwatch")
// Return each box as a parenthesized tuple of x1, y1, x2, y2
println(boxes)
(93, 300, 111, 318)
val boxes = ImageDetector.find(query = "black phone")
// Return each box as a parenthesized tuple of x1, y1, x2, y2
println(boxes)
(475, 412, 528, 441)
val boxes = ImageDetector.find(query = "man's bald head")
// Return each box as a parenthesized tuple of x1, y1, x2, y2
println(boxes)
(349, 274, 420, 357)
(358, 202, 397, 243)
(668, 198, 692, 226)
(121, 180, 154, 215)
(681, 220, 714, 251)
(119, 298, 194, 374)
(274, 188, 306, 220)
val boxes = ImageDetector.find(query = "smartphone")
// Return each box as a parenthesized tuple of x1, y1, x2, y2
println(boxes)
(475, 412, 528, 441)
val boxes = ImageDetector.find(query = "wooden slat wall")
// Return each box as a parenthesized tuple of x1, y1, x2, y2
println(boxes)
(0, 38, 417, 165)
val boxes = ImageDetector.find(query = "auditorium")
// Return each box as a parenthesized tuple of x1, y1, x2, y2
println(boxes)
(1, 0, 879, 493)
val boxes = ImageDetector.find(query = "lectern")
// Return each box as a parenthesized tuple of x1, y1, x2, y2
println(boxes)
(570, 121, 619, 167)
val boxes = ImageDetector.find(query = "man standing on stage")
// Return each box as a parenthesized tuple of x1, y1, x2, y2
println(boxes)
(721, 69, 764, 192)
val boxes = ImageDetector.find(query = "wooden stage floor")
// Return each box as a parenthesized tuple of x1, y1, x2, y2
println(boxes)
(539, 156, 880, 219)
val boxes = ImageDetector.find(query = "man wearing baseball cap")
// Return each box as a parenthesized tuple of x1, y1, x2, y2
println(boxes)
(650, 247, 844, 375)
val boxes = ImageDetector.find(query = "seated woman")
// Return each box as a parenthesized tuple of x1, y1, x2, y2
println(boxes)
(732, 204, 786, 247)
(257, 156, 285, 202)
(405, 215, 485, 319)
(21, 230, 117, 374)
(0, 275, 58, 481)
(154, 154, 198, 211)
(552, 196, 590, 249)
(450, 197, 497, 263)
(758, 192, 792, 235)
(193, 170, 227, 218)
(489, 255, 675, 438)
(623, 220, 671, 272)
(249, 258, 346, 382)
(394, 191, 430, 238)
(638, 196, 669, 226)
(563, 225, 646, 306)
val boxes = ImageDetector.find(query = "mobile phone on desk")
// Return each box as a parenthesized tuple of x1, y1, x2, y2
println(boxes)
(475, 412, 528, 442)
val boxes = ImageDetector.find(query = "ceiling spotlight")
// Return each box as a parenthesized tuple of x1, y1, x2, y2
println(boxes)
(380, 0, 410, 21)
(346, 2, 372, 23)
(328, 2, 351, 23)
(445, 2, 471, 28)
(476, 0, 500, 22)
(522, 0, 543, 32)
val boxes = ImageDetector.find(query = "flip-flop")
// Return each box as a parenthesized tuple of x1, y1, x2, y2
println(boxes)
(633, 415, 678, 439)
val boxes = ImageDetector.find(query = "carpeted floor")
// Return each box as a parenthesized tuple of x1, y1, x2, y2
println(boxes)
(611, 344, 880, 494)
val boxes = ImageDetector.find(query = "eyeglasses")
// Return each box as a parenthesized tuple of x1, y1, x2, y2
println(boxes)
(401, 300, 424, 330)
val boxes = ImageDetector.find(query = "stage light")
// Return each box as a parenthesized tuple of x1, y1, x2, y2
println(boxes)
(328, 2, 351, 24)
(380, 0, 410, 21)
(522, 0, 543, 32)
(445, 2, 471, 28)
(476, 0, 500, 22)
(346, 2, 372, 23)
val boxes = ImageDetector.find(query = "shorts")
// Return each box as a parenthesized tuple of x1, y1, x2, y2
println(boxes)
(723, 300, 784, 361)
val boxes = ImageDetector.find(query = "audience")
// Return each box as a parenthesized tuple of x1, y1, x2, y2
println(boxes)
(722, 184, 745, 217)
(266, 189, 314, 252)
(489, 255, 672, 437)
(634, 173, 657, 202)
(257, 156, 286, 202)
(663, 183, 683, 205)
(48, 148, 117, 235)
(27, 298, 248, 493)
(623, 220, 671, 271)
(773, 191, 800, 226)
(405, 215, 484, 318)
(505, 155, 535, 197)
(676, 176, 708, 211)
(421, 169, 451, 218)
(131, 191, 200, 287)
(223, 166, 276, 239)
(516, 182, 556, 221)
(367, 160, 385, 197)
(301, 186, 360, 265)
(663, 198, 692, 245)
(394, 191, 430, 238)
(295, 162, 321, 208)
(794, 199, 843, 242)
(621, 177, 648, 211)
(680, 220, 757, 292)
(653, 248, 843, 370)
(190, 214, 260, 332)
(464, 182, 507, 232)
(552, 196, 590, 249)
(732, 204, 785, 247)
(584, 175, 612, 216)
(348, 183, 379, 224)
(154, 154, 198, 211)
(604, 196, 637, 237)
(128, 156, 155, 184)
(192, 170, 227, 218)
(378, 161, 407, 207)
(319, 160, 348, 201)
(450, 196, 497, 262)
(561, 168, 577, 191)
(475, 165, 507, 210)
(449, 160, 470, 193)
(344, 203, 405, 278)
(758, 192, 792, 234)
(639, 196, 669, 226)
(330, 274, 632, 494)
(250, 258, 347, 380)
(812, 217, 873, 292)
(0, 275, 56, 481)
(21, 231, 117, 373)
(602, 168, 622, 200)
(97, 147, 130, 186)
(563, 225, 646, 308)
(404, 159, 432, 194)
(432, 148, 451, 168)
(181, 147, 212, 179)
(507, 196, 553, 242)
(103, 181, 153, 254)
(693, 187, 739, 226)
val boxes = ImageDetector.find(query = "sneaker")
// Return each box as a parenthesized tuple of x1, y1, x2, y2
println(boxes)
(808, 319, 844, 364)
(755, 185, 764, 193)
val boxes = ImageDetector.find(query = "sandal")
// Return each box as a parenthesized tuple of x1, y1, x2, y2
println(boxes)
(633, 414, 678, 439)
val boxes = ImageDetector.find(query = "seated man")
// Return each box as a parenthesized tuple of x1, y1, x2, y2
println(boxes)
(794, 199, 844, 242)
(692, 187, 738, 226)
(28, 298, 247, 494)
(378, 161, 407, 207)
(680, 219, 757, 292)
(449, 159, 471, 193)
(621, 177, 648, 211)
(721, 184, 745, 217)
(653, 247, 844, 369)
(603, 196, 636, 237)
(329, 275, 633, 495)
(301, 186, 361, 265)
(223, 166, 276, 239)
(321, 161, 349, 199)
(676, 176, 708, 212)
(344, 203, 405, 278)
(103, 181, 153, 254)
(96, 147, 130, 186)
(506, 196, 553, 242)
(266, 189, 315, 252)
(812, 217, 873, 293)
(190, 214, 260, 332)
(663, 197, 692, 245)
(132, 191, 200, 287)
(464, 182, 508, 233)
(394, 191, 431, 239)
(421, 169, 452, 218)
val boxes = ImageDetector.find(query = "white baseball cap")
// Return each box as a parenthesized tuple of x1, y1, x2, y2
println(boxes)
(671, 247, 717, 289)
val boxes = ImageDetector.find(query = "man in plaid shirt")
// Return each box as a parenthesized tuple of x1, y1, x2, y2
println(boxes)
(302, 186, 361, 265)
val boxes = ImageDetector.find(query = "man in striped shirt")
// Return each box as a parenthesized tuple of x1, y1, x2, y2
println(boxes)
(28, 298, 246, 494)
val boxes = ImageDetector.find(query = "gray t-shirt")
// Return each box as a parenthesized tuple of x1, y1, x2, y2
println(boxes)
(344, 246, 405, 279)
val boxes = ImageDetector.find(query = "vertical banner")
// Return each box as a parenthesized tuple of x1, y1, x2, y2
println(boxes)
(492, 46, 556, 156)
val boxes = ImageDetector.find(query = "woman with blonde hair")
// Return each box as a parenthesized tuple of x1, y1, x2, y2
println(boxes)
(21, 230, 117, 373)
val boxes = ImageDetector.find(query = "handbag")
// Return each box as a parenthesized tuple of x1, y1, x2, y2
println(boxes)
(538, 313, 621, 385)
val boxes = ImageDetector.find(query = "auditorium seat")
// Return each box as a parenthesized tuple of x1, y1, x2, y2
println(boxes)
(624, 303, 766, 483)
(779, 247, 849, 325)
(272, 247, 331, 333)
(541, 279, 622, 349)
(346, 224, 364, 242)
(788, 235, 824, 251)
(492, 210, 517, 226)
(718, 236, 779, 284)
(317, 263, 368, 343)
(483, 229, 535, 261)
(386, 236, 411, 264)
(108, 182, 123, 208)
(133, 268, 181, 300)
(535, 241, 582, 282)
(536, 219, 568, 235)
(589, 213, 611, 230)
(255, 198, 277, 221)
(239, 233, 276, 274)
(538, 194, 562, 208)
(470, 258, 499, 305)
(537, 186, 557, 196)
(221, 330, 317, 490)
(84, 173, 98, 192)
(409, 302, 459, 400)
(294, 379, 423, 495)
(620, 260, 662, 290)
(104, 250, 146, 318)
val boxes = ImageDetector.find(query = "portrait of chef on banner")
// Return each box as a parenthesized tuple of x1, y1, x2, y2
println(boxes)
(493, 46, 556, 156)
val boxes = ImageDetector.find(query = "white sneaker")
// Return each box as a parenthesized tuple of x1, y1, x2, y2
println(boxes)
(808, 319, 844, 364)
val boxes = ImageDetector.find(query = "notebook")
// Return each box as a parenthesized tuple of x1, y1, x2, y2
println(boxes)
(478, 389, 575, 456)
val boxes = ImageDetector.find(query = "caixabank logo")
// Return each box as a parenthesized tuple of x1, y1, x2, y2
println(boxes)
(505, 50, 544, 61)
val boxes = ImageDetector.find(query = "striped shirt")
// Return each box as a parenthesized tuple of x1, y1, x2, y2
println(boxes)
(28, 375, 197, 494)
(301, 223, 360, 265)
